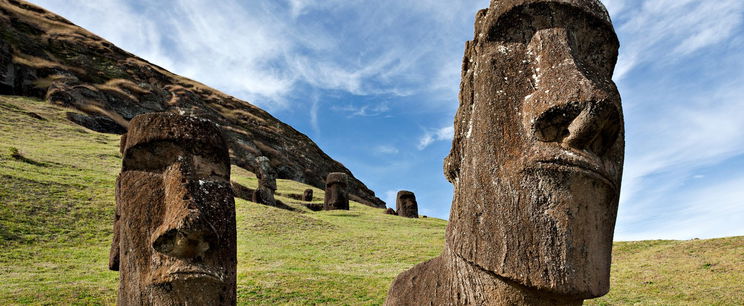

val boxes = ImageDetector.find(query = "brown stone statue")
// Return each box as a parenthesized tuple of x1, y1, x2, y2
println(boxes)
(385, 0, 623, 304)
(303, 188, 314, 201)
(109, 113, 237, 305)
(252, 156, 277, 206)
(323, 172, 349, 210)
(395, 191, 419, 218)
(384, 208, 397, 215)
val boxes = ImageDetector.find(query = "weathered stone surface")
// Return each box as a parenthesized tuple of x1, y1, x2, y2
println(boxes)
(303, 189, 313, 201)
(386, 0, 623, 304)
(323, 172, 349, 210)
(0, 0, 385, 208)
(384, 208, 397, 215)
(252, 156, 277, 206)
(109, 112, 236, 305)
(395, 191, 418, 218)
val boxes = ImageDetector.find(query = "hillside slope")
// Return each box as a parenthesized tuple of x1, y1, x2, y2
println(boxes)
(2, 95, 743, 304)
(0, 0, 384, 207)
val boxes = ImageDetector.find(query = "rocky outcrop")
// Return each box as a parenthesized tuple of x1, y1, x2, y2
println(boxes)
(0, 0, 384, 208)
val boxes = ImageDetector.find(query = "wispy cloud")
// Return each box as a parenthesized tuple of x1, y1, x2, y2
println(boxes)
(374, 145, 399, 155)
(612, 0, 744, 80)
(331, 103, 390, 118)
(417, 126, 454, 150)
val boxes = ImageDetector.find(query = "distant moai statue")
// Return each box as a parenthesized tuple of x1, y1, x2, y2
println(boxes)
(384, 208, 397, 215)
(109, 113, 237, 305)
(323, 172, 349, 210)
(252, 156, 277, 206)
(395, 191, 418, 218)
(385, 0, 624, 304)
(303, 188, 313, 201)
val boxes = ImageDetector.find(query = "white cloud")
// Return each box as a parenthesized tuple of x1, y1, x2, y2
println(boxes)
(417, 126, 454, 150)
(374, 145, 399, 155)
(330, 103, 390, 118)
(613, 0, 744, 80)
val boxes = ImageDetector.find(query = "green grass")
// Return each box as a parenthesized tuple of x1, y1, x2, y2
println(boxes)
(1, 95, 742, 305)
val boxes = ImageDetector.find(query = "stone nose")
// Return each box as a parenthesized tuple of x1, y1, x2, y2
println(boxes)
(151, 161, 212, 259)
(526, 28, 620, 156)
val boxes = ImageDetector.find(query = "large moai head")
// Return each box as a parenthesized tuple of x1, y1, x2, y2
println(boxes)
(396, 191, 419, 218)
(323, 172, 349, 210)
(443, 0, 623, 299)
(109, 113, 237, 305)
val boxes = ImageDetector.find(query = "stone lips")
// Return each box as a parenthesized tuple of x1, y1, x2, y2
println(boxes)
(0, 0, 385, 208)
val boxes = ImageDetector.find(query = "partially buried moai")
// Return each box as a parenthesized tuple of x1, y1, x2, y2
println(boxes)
(109, 113, 237, 305)
(386, 0, 624, 305)
(303, 188, 313, 201)
(252, 156, 277, 206)
(323, 172, 349, 210)
(395, 191, 418, 218)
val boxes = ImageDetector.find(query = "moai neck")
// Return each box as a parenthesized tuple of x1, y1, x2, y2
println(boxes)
(441, 247, 583, 306)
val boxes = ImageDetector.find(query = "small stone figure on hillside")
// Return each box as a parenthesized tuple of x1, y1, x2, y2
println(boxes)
(323, 172, 349, 210)
(385, 0, 625, 304)
(109, 113, 237, 305)
(252, 156, 277, 206)
(384, 208, 397, 215)
(303, 188, 313, 201)
(395, 191, 418, 218)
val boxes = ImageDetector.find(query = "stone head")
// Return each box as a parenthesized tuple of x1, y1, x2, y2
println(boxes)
(109, 113, 236, 304)
(324, 172, 349, 210)
(255, 156, 277, 191)
(444, 0, 623, 298)
(396, 191, 419, 218)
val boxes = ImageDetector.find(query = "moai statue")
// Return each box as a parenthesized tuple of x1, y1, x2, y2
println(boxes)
(109, 113, 237, 305)
(323, 172, 349, 210)
(386, 0, 624, 305)
(252, 156, 277, 206)
(384, 208, 397, 215)
(395, 191, 419, 218)
(303, 188, 314, 201)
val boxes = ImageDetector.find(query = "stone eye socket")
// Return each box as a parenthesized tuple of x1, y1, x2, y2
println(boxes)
(123, 142, 184, 172)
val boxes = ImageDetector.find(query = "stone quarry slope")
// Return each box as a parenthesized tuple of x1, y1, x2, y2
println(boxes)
(0, 0, 384, 207)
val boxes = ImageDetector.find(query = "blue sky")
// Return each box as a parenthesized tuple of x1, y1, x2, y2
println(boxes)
(30, 0, 744, 241)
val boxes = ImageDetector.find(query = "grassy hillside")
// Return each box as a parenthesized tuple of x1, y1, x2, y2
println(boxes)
(1, 95, 742, 305)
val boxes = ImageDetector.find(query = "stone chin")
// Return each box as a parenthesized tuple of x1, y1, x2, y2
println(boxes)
(517, 164, 618, 298)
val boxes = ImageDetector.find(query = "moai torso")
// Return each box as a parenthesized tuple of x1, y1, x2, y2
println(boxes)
(323, 172, 349, 210)
(109, 113, 237, 305)
(386, 0, 623, 304)
(395, 191, 419, 218)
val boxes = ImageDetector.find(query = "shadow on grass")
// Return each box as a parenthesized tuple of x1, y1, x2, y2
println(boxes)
(9, 147, 47, 167)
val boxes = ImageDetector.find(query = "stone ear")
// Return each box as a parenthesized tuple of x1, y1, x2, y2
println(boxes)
(119, 133, 127, 156)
